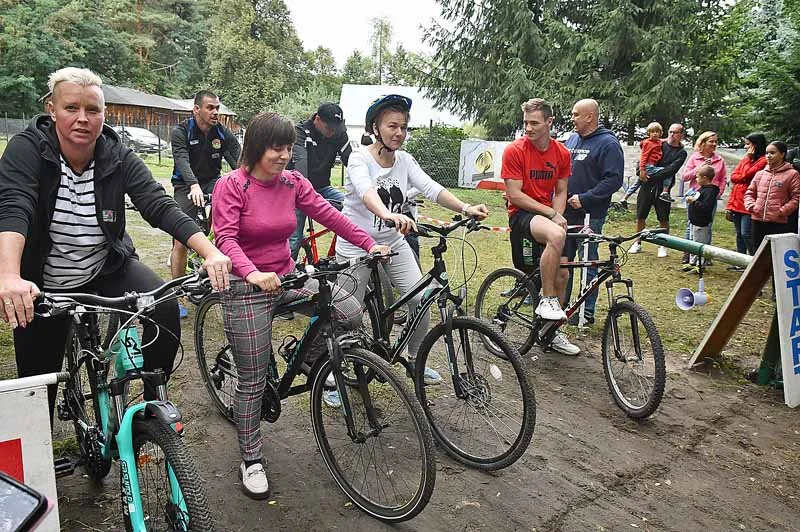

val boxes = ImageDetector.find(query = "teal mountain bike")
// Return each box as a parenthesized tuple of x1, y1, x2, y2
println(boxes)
(38, 272, 214, 531)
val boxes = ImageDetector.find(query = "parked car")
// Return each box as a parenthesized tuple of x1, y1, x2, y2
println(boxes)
(112, 126, 169, 153)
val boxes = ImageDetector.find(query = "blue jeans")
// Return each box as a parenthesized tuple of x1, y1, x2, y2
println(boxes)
(289, 185, 345, 260)
(731, 212, 753, 255)
(563, 216, 606, 317)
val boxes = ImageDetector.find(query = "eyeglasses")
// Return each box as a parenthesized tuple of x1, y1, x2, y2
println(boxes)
(668, 130, 682, 134)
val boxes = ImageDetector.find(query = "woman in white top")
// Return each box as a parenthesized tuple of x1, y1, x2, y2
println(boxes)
(336, 94, 488, 384)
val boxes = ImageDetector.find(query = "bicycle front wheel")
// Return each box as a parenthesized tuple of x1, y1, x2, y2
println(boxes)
(63, 326, 112, 481)
(602, 301, 666, 419)
(310, 348, 435, 522)
(415, 316, 536, 470)
(194, 294, 237, 424)
(124, 417, 214, 531)
(474, 267, 539, 356)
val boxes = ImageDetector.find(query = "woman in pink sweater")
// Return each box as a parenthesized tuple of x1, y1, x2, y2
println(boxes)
(680, 131, 727, 262)
(744, 140, 800, 251)
(212, 112, 388, 500)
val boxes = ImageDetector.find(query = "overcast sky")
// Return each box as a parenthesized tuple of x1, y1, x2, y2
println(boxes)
(283, 0, 443, 67)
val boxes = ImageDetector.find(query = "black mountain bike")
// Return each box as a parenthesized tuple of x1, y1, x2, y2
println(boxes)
(358, 216, 537, 471)
(194, 258, 435, 522)
(474, 228, 667, 419)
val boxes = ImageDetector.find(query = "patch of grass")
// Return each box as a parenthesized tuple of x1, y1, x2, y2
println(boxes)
(52, 435, 79, 458)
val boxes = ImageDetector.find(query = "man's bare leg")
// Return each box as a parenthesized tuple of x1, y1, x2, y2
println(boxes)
(170, 240, 188, 279)
(529, 216, 565, 297)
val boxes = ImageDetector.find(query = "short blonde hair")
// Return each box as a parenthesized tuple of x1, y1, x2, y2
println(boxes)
(694, 131, 717, 152)
(48, 67, 103, 98)
(646, 122, 663, 135)
(521, 98, 553, 119)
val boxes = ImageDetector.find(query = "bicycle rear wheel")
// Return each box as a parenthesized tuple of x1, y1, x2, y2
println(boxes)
(194, 293, 237, 424)
(310, 348, 435, 522)
(124, 417, 214, 531)
(415, 316, 536, 470)
(602, 301, 666, 419)
(63, 325, 112, 480)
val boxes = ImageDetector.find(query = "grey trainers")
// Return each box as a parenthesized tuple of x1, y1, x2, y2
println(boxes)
(550, 331, 580, 356)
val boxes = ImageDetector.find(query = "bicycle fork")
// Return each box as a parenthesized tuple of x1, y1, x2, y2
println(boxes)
(605, 279, 644, 363)
(327, 334, 387, 442)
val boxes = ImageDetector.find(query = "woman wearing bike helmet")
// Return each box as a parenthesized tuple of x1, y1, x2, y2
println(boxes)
(336, 94, 488, 385)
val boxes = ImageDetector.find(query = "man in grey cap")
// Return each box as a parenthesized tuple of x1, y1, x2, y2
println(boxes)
(288, 102, 352, 260)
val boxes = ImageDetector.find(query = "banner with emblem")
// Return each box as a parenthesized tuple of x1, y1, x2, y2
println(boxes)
(458, 140, 511, 190)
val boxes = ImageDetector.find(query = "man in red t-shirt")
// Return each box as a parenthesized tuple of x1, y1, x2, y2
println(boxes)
(502, 98, 579, 355)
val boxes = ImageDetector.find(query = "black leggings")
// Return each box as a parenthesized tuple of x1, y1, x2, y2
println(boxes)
(14, 257, 180, 415)
(751, 220, 792, 252)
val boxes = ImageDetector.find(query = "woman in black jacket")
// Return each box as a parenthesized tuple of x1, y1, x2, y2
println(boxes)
(0, 67, 231, 413)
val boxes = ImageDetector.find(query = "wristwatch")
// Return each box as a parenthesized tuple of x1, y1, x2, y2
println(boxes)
(461, 203, 471, 215)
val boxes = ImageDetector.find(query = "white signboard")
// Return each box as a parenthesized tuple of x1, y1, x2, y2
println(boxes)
(0, 382, 60, 531)
(458, 140, 511, 190)
(771, 234, 800, 407)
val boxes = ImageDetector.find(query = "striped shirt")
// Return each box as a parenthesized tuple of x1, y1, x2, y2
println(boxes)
(42, 158, 108, 289)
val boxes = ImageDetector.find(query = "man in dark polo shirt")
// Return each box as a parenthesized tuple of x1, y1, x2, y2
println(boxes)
(287, 102, 352, 260)
(170, 90, 240, 317)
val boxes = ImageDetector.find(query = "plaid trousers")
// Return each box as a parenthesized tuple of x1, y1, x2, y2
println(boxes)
(221, 277, 362, 462)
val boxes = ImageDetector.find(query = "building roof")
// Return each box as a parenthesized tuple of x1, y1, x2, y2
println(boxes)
(167, 98, 236, 116)
(339, 84, 463, 128)
(40, 84, 236, 116)
(101, 85, 179, 111)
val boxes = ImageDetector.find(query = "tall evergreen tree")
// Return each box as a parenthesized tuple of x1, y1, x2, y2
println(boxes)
(206, 0, 305, 121)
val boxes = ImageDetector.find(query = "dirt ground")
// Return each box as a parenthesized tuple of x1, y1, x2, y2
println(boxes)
(55, 325, 800, 532)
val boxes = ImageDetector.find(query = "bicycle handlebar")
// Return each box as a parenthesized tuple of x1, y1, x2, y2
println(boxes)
(566, 227, 668, 244)
(385, 214, 483, 238)
(34, 270, 210, 318)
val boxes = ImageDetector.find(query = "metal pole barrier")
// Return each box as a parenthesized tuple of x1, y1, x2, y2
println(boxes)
(642, 233, 752, 267)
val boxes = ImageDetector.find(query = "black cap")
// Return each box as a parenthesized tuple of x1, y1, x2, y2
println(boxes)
(317, 102, 346, 135)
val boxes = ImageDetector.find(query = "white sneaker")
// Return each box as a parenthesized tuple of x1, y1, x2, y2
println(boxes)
(657, 246, 668, 258)
(550, 331, 581, 356)
(628, 241, 642, 254)
(535, 296, 567, 321)
(239, 462, 270, 499)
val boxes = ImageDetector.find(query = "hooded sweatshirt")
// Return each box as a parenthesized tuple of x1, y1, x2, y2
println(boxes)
(744, 161, 800, 224)
(563, 127, 624, 222)
(0, 115, 200, 286)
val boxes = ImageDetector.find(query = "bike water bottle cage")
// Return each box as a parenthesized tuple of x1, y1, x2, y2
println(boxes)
(364, 94, 412, 155)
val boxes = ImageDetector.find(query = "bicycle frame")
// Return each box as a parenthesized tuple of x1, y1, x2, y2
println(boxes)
(268, 273, 384, 440)
(510, 238, 637, 347)
(299, 217, 337, 266)
(363, 227, 471, 387)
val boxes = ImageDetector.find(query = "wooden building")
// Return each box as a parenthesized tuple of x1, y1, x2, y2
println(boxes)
(40, 84, 239, 133)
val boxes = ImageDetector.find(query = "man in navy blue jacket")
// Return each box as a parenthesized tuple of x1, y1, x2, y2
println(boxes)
(562, 99, 624, 325)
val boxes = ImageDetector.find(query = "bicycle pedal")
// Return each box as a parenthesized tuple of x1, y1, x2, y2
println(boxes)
(54, 457, 77, 478)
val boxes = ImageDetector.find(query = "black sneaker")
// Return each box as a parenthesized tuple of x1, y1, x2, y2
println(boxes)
(567, 313, 594, 326)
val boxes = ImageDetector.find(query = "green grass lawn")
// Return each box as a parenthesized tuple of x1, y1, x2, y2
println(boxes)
(0, 144, 775, 380)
